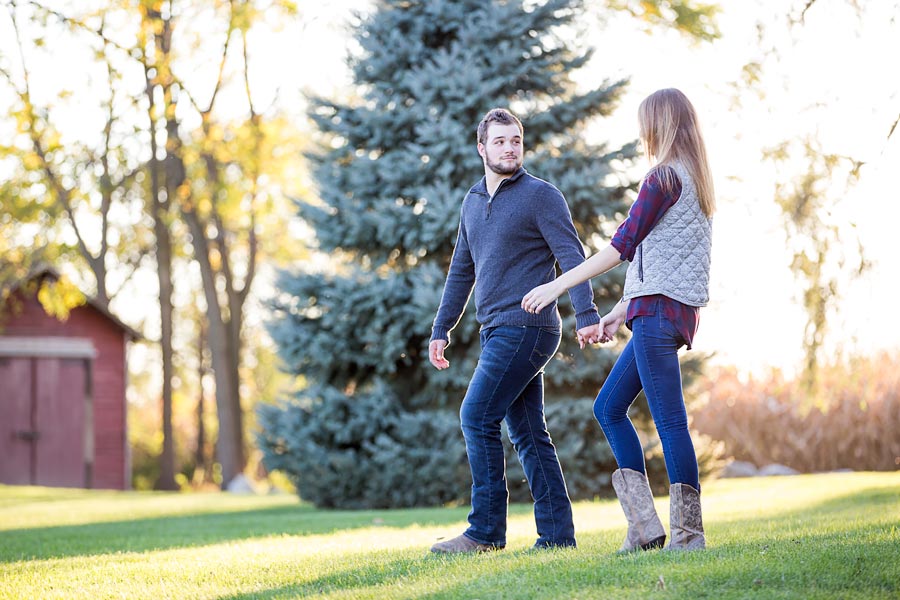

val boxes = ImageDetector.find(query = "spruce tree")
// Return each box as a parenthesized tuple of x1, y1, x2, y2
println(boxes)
(259, 0, 670, 508)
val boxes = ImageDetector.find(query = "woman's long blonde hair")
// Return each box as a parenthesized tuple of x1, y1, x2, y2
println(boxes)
(638, 88, 715, 216)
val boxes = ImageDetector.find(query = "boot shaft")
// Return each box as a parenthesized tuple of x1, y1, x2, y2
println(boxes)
(668, 482, 706, 550)
(611, 468, 666, 552)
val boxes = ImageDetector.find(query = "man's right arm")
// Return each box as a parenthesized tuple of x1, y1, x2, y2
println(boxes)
(431, 217, 475, 346)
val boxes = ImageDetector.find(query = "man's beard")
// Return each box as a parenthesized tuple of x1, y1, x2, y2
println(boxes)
(486, 155, 522, 175)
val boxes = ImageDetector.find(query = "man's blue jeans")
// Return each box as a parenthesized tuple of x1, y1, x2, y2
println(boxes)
(592, 313, 700, 490)
(460, 325, 576, 548)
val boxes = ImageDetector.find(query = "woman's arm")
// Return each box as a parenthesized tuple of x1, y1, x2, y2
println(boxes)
(521, 244, 622, 314)
(522, 171, 681, 315)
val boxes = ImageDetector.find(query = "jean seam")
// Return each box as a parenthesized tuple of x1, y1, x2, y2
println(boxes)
(658, 311, 676, 340)
(524, 396, 558, 539)
(634, 317, 685, 486)
(523, 328, 564, 541)
(599, 350, 637, 440)
(478, 326, 527, 544)
(528, 328, 553, 370)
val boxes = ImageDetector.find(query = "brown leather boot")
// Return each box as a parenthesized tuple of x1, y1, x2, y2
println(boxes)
(611, 468, 667, 553)
(430, 533, 500, 554)
(667, 482, 706, 550)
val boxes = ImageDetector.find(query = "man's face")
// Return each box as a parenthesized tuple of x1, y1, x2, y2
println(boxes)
(478, 123, 523, 175)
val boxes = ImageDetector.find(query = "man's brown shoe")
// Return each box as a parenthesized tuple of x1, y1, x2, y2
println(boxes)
(430, 533, 500, 554)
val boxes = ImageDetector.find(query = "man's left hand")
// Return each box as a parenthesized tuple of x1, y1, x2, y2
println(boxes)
(576, 323, 601, 349)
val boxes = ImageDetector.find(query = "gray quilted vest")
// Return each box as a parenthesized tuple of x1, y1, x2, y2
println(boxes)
(622, 161, 712, 307)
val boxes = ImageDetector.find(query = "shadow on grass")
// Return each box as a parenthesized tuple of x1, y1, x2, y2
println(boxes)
(212, 521, 899, 600)
(214, 485, 900, 600)
(3, 481, 896, 580)
(215, 551, 532, 600)
(0, 502, 478, 563)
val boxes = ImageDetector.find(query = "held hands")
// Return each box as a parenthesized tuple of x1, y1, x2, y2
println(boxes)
(429, 339, 450, 370)
(522, 285, 629, 349)
(576, 324, 601, 349)
(576, 299, 629, 349)
(521, 281, 564, 314)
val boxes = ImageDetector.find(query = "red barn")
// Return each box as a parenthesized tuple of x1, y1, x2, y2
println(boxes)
(0, 267, 139, 490)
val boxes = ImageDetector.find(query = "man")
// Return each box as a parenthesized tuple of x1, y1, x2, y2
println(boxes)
(429, 108, 601, 553)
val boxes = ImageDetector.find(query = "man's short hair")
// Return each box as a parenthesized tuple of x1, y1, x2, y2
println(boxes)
(476, 108, 524, 145)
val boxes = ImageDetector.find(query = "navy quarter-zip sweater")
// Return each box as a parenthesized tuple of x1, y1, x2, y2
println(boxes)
(432, 167, 600, 344)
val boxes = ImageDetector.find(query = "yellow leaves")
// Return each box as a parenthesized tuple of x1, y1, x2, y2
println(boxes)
(36, 275, 86, 322)
(140, 0, 166, 14)
(42, 128, 64, 153)
(232, 2, 261, 34)
(150, 16, 166, 37)
(638, 0, 663, 20)
(610, 0, 721, 42)
(741, 61, 763, 87)
(21, 152, 42, 171)
(176, 182, 191, 202)
(279, 1, 298, 14)
(209, 246, 223, 271)
(204, 121, 227, 144)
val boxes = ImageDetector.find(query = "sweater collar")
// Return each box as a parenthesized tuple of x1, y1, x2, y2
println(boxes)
(470, 167, 527, 196)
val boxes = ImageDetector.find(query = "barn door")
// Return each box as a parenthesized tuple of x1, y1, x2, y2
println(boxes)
(35, 358, 88, 487)
(0, 357, 33, 485)
(0, 356, 90, 488)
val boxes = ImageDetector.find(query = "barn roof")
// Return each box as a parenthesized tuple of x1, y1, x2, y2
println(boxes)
(8, 265, 142, 341)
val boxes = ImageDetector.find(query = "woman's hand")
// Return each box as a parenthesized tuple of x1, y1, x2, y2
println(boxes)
(598, 299, 629, 342)
(522, 281, 564, 314)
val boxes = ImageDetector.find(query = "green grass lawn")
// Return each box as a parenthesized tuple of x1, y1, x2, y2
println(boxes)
(1, 472, 898, 599)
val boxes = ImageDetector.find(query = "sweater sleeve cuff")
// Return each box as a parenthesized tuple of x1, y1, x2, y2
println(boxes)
(574, 309, 601, 330)
(431, 326, 450, 344)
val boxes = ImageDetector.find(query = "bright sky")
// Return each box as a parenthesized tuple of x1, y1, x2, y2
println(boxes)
(3, 0, 898, 378)
(593, 0, 900, 376)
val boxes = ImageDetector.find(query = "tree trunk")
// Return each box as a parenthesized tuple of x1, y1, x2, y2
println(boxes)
(227, 295, 244, 465)
(153, 210, 178, 491)
(196, 317, 208, 480)
(182, 208, 245, 487)
(142, 8, 177, 491)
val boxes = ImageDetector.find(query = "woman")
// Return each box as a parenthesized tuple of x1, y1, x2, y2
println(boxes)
(521, 88, 714, 551)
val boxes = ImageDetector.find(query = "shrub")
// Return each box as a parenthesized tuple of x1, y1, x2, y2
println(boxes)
(256, 381, 470, 509)
(692, 352, 900, 472)
(260, 386, 724, 508)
